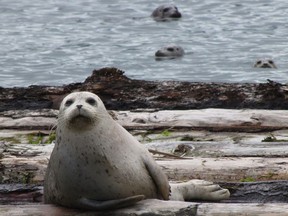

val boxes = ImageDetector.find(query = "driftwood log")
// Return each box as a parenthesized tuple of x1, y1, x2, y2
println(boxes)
(2, 201, 288, 216)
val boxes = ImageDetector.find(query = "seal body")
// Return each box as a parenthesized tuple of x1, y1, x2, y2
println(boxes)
(44, 91, 230, 210)
(155, 44, 185, 59)
(44, 92, 170, 210)
(151, 4, 182, 21)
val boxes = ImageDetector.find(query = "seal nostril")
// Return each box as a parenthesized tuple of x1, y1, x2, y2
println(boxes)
(77, 105, 83, 109)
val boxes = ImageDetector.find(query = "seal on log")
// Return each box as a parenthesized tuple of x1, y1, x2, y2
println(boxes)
(44, 91, 230, 210)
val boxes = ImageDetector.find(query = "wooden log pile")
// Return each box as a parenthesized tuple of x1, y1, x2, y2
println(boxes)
(1, 67, 288, 215)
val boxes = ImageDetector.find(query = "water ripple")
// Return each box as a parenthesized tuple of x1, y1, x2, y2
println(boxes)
(1, 0, 288, 87)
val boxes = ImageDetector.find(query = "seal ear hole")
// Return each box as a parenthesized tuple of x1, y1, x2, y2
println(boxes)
(86, 97, 97, 106)
(65, 99, 74, 107)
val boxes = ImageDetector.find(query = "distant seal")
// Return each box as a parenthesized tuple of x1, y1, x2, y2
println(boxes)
(151, 4, 182, 21)
(155, 44, 185, 59)
(44, 91, 229, 210)
(254, 59, 277, 68)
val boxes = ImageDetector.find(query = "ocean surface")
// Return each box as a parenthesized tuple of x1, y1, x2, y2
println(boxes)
(1, 0, 288, 87)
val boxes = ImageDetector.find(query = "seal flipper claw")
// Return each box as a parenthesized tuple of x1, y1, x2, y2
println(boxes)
(77, 195, 145, 210)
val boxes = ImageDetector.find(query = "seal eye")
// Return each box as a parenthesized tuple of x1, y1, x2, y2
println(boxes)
(86, 97, 97, 106)
(256, 60, 262, 65)
(167, 47, 174, 52)
(163, 8, 170, 13)
(65, 99, 74, 107)
(268, 60, 274, 64)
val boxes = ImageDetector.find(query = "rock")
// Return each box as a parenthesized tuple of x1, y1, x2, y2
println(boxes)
(1, 67, 288, 111)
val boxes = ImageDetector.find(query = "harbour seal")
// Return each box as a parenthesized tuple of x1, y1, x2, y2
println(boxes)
(155, 44, 185, 59)
(44, 91, 230, 210)
(253, 59, 277, 68)
(151, 4, 182, 21)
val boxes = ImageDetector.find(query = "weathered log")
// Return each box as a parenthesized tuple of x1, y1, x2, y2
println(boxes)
(115, 109, 288, 132)
(158, 158, 288, 182)
(0, 184, 42, 204)
(2, 181, 288, 205)
(2, 108, 288, 132)
(2, 141, 288, 183)
(197, 203, 288, 216)
(146, 140, 288, 157)
(221, 181, 288, 203)
(1, 201, 288, 216)
(1, 67, 288, 111)
(0, 200, 198, 216)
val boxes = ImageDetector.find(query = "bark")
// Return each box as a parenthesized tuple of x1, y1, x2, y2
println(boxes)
(221, 181, 288, 203)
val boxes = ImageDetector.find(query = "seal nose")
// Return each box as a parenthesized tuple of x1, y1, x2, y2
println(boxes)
(171, 11, 182, 18)
(77, 105, 83, 110)
(155, 50, 165, 57)
(262, 63, 271, 68)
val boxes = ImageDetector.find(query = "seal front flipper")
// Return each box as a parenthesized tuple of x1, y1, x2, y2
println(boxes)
(143, 159, 170, 200)
(169, 180, 230, 201)
(76, 195, 145, 210)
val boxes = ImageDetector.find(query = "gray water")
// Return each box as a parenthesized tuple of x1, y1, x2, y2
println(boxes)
(1, 0, 288, 87)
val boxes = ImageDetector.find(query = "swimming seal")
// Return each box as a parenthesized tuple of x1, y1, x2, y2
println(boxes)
(254, 59, 277, 68)
(44, 91, 230, 210)
(151, 4, 182, 21)
(155, 44, 185, 59)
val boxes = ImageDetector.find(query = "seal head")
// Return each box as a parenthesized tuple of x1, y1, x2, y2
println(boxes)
(254, 59, 277, 68)
(155, 44, 185, 59)
(151, 4, 182, 21)
(61, 93, 101, 131)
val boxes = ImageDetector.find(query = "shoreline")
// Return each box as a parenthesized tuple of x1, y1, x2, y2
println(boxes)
(1, 67, 288, 112)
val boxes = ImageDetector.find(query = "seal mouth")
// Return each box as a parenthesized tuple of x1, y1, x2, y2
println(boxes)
(155, 51, 166, 57)
(261, 63, 273, 68)
(70, 114, 92, 123)
(68, 114, 94, 130)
